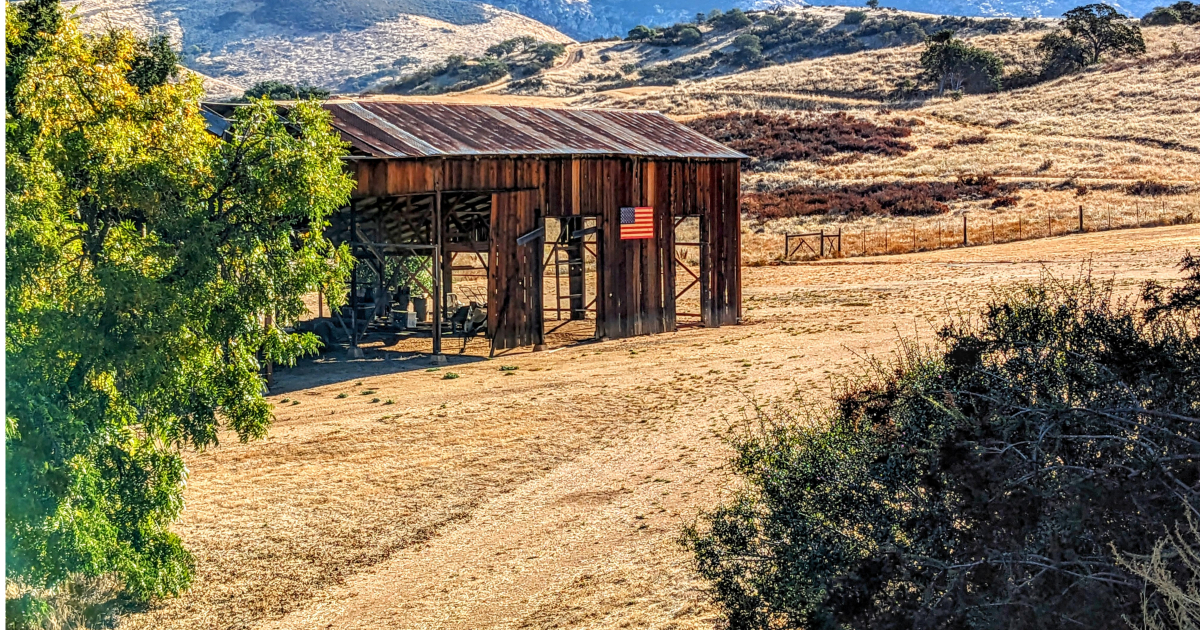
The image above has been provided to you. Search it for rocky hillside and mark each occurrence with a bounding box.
[494,0,1158,40]
[64,0,573,96]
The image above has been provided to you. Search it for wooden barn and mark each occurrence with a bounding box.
[207,100,747,357]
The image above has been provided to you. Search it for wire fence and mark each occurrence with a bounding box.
[781,202,1198,261]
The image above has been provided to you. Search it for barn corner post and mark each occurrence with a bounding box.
[431,188,445,364]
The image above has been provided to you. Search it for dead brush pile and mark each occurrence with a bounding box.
[685,111,915,165]
[744,175,1017,220]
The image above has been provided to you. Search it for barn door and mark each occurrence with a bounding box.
[488,190,544,351]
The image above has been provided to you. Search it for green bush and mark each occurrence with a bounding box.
[843,10,868,25]
[1143,5,1184,23]
[241,79,330,101]
[920,30,1004,93]
[685,257,1200,629]
[627,24,656,41]
[1038,3,1144,80]
[1144,1,1200,24]
[711,8,752,30]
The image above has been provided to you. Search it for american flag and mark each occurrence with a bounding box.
[620,206,654,240]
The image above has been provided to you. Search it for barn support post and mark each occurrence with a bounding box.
[349,205,364,359]
[432,190,444,362]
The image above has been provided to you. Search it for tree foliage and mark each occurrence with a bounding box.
[1143,1,1200,25]
[920,30,1004,93]
[685,258,1200,629]
[5,1,353,612]
[241,79,331,101]
[1039,3,1145,78]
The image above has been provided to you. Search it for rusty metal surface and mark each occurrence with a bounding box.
[322,101,747,160]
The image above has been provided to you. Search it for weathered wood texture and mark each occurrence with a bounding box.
[488,190,544,351]
[345,155,740,343]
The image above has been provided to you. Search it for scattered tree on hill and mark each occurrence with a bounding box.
[485,35,538,57]
[242,80,331,101]
[710,8,752,30]
[843,10,868,25]
[920,29,1004,93]
[627,24,656,41]
[676,25,703,45]
[730,33,764,66]
[1039,3,1144,78]
[685,258,1200,629]
[1143,1,1200,24]
[867,0,882,9]
[6,1,353,618]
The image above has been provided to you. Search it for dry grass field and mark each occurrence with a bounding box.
[113,224,1200,630]
[430,21,1200,265]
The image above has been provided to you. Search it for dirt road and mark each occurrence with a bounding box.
[120,225,1199,630]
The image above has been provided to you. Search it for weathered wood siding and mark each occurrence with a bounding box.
[488,190,544,350]
[346,155,741,341]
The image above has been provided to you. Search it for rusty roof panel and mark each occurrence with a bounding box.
[322,101,746,160]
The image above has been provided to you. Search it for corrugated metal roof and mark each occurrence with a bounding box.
[322,101,747,160]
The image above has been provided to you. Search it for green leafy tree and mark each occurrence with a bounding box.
[1143,5,1185,23]
[867,0,881,9]
[242,79,331,101]
[712,8,752,30]
[5,2,353,613]
[626,24,656,41]
[1039,3,1144,76]
[843,9,868,24]
[676,25,703,45]
[731,33,763,65]
[920,29,1004,93]
[124,33,179,92]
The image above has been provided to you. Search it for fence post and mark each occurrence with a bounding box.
[991,217,995,244]
[912,222,917,252]
[1019,213,1023,240]
[1078,205,1084,233]
[819,230,825,257]
[838,228,842,256]
[962,214,968,247]
[1047,211,1052,237]
[884,226,889,253]
[784,234,790,260]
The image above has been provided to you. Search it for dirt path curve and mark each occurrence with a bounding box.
[261,226,1197,630]
[118,226,1198,630]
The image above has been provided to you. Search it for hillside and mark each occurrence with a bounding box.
[500,6,1049,97]
[461,0,1161,39]
[63,0,573,95]
[429,14,1199,263]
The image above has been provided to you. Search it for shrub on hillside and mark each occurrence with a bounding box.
[1143,1,1200,24]
[240,80,330,101]
[1128,179,1189,196]
[843,10,868,25]
[921,30,1004,93]
[684,111,915,163]
[710,8,752,31]
[685,259,1200,629]
[741,176,1014,220]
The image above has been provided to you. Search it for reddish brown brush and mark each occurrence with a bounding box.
[684,111,915,162]
[744,176,1018,220]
